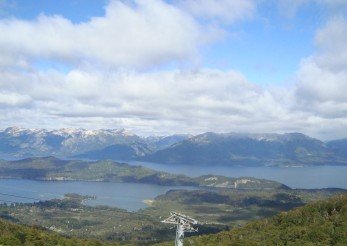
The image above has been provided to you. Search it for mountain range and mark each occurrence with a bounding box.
[141,132,347,166]
[1,127,347,167]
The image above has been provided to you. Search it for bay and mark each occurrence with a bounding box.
[0,179,195,211]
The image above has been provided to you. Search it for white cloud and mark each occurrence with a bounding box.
[0,0,207,68]
[0,91,31,106]
[315,16,347,71]
[0,0,346,140]
[0,0,258,69]
[0,67,289,133]
[0,58,346,139]
[295,17,347,116]
[0,64,337,139]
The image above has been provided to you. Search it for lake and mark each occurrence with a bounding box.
[0,179,195,211]
[130,161,347,189]
[0,164,346,212]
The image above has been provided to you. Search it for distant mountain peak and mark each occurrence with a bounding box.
[112,128,135,136]
[4,126,28,135]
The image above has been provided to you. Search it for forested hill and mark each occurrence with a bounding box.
[159,194,347,246]
[0,195,346,245]
[0,218,113,246]
[0,157,287,189]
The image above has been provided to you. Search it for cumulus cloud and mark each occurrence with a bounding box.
[295,16,347,121]
[0,0,346,140]
[0,61,346,139]
[0,0,259,69]
[0,91,31,106]
[0,65,338,139]
[0,0,207,68]
[0,66,292,133]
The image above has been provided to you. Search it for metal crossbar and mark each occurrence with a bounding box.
[162,212,198,246]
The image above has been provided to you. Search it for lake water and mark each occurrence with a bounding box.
[0,179,195,211]
[129,161,347,189]
[0,164,346,212]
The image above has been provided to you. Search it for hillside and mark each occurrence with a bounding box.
[142,132,347,166]
[0,157,290,189]
[1,188,344,245]
[0,217,110,246]
[158,194,347,245]
[145,135,192,150]
[327,139,347,158]
[73,143,150,161]
[0,157,195,186]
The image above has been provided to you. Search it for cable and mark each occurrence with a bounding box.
[0,192,40,201]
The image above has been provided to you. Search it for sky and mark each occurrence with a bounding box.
[0,0,346,140]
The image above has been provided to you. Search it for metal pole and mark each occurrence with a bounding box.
[175,223,184,246]
[162,212,197,246]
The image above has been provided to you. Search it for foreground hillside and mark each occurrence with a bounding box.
[159,195,347,246]
[0,217,111,246]
[2,195,344,245]
[1,188,343,244]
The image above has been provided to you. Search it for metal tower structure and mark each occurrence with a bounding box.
[162,212,198,246]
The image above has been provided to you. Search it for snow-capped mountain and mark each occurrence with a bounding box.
[1,127,347,167]
[0,127,144,159]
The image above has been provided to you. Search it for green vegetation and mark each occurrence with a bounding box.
[0,157,345,245]
[0,194,176,245]
[1,194,346,245]
[0,188,344,245]
[0,217,111,246]
[195,175,288,189]
[0,157,195,186]
[144,187,345,229]
[0,157,286,189]
[158,194,347,245]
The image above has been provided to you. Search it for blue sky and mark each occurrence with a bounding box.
[0,0,346,139]
[0,0,326,84]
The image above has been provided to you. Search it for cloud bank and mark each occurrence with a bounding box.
[0,0,346,140]
[0,0,206,68]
